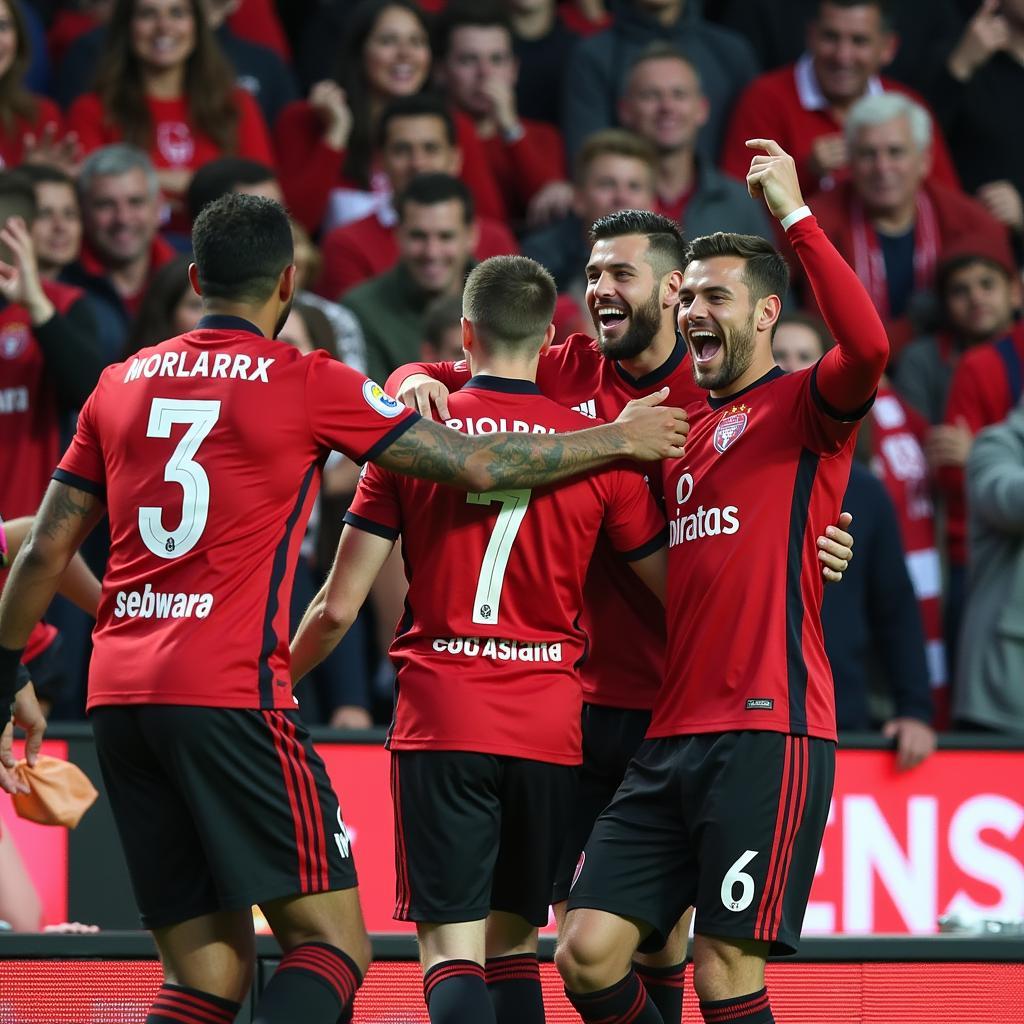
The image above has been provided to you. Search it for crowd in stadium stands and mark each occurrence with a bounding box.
[2,0,1024,746]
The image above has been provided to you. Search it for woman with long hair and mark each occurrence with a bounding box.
[274,0,433,234]
[66,0,273,230]
[0,1,75,170]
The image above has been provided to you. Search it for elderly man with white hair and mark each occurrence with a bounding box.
[803,91,1012,354]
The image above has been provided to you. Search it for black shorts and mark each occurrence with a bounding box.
[91,705,358,929]
[391,750,576,927]
[567,731,835,955]
[551,704,651,904]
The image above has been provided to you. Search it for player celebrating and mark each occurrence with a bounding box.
[0,194,687,1024]
[555,142,889,1024]
[389,219,854,1022]
[291,254,669,1024]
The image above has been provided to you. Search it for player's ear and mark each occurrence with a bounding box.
[187,262,202,297]
[758,294,783,334]
[539,322,556,354]
[662,269,684,308]
[279,263,297,304]
[461,316,475,352]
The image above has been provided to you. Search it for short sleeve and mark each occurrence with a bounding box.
[602,465,668,560]
[343,463,402,541]
[305,352,420,463]
[53,388,106,495]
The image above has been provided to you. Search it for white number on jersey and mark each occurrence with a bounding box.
[139,398,221,560]
[721,849,759,912]
[466,489,531,625]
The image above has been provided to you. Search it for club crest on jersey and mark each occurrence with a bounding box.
[362,379,404,418]
[714,404,750,454]
[0,322,29,360]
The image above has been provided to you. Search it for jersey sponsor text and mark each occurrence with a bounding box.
[430,635,564,662]
[112,583,215,619]
[668,504,740,546]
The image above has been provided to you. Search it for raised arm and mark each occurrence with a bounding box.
[290,525,395,681]
[746,139,889,413]
[374,389,688,491]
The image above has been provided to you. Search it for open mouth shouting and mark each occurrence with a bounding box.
[689,328,723,365]
[596,303,629,334]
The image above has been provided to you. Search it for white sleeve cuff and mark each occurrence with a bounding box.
[781,205,812,231]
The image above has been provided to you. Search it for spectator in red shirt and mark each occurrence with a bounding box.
[66,0,273,233]
[316,95,518,300]
[617,42,774,240]
[0,0,74,173]
[720,0,959,196]
[63,144,177,355]
[807,92,1012,355]
[434,3,567,228]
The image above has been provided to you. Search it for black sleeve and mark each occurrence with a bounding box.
[33,296,106,411]
[863,476,936,724]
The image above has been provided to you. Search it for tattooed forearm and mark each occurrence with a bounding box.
[377,417,630,490]
[0,482,104,649]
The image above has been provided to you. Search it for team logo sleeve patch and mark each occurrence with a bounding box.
[362,379,405,418]
[713,404,750,454]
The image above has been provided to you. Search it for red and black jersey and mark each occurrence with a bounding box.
[347,376,667,765]
[654,215,889,742]
[386,333,702,712]
[0,280,86,517]
[55,314,418,711]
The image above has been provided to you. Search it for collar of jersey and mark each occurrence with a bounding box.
[196,314,265,336]
[613,330,687,391]
[464,374,542,394]
[707,366,785,410]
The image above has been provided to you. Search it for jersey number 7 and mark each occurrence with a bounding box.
[139,397,221,560]
[466,489,531,626]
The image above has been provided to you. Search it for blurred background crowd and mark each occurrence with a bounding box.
[2,0,1023,758]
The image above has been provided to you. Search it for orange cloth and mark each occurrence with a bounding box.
[11,755,98,828]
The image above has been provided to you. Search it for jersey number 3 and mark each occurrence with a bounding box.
[139,398,221,560]
[466,489,531,625]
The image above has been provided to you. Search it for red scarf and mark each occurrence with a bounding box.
[850,191,939,318]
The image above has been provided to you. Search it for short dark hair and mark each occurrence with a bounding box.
[191,193,293,303]
[684,232,790,303]
[776,312,834,353]
[626,41,700,86]
[575,128,658,187]
[186,157,277,221]
[590,209,687,278]
[377,93,457,150]
[816,0,893,31]
[17,164,75,190]
[434,0,512,59]
[423,293,464,349]
[938,254,1013,297]
[0,171,38,224]
[463,255,556,354]
[395,173,475,224]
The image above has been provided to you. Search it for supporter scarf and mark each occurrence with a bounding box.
[850,191,939,318]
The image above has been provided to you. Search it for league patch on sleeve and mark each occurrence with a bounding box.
[362,379,405,418]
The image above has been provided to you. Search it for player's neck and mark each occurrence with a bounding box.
[657,147,695,202]
[201,299,278,338]
[709,347,777,400]
[468,353,540,383]
[617,321,679,379]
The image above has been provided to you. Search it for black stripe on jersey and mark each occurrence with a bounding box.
[619,526,669,562]
[464,375,542,394]
[809,360,876,422]
[52,468,105,497]
[706,366,784,410]
[258,462,318,707]
[358,410,421,465]
[343,511,400,541]
[613,331,687,390]
[572,610,589,670]
[785,448,819,735]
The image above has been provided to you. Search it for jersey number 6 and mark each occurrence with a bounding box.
[139,397,221,560]
[466,489,531,625]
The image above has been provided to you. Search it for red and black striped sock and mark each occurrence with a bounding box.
[485,952,544,1024]
[566,969,665,1023]
[423,959,495,1024]
[699,987,774,1023]
[635,960,686,1024]
[252,942,362,1023]
[145,983,240,1024]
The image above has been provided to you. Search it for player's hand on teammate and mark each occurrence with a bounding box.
[817,511,854,584]
[745,139,806,222]
[614,387,689,460]
[395,373,452,420]
[0,682,46,796]
[882,716,937,771]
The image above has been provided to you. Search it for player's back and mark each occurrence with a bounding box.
[56,316,417,711]
[347,376,665,765]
